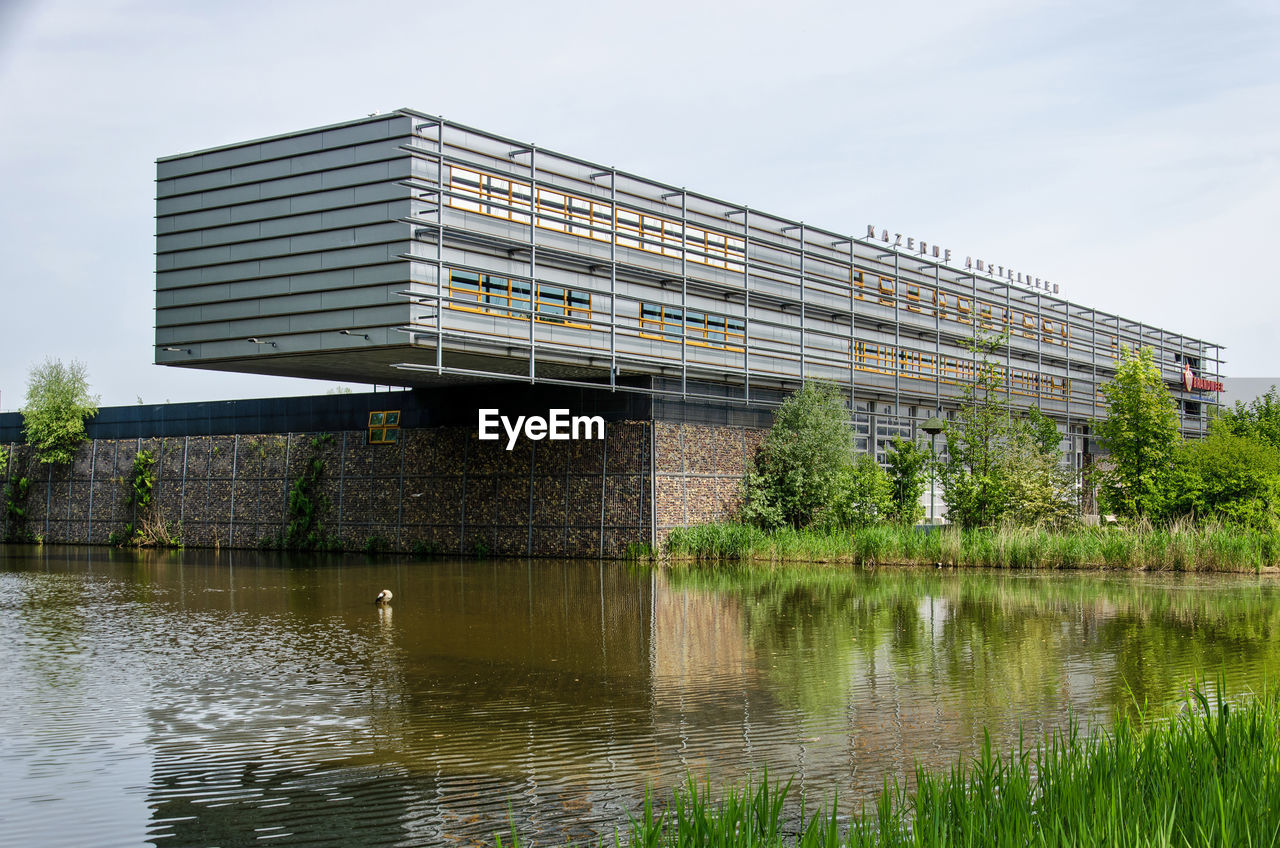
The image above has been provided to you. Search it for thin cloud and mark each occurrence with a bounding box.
[0,0,1275,405]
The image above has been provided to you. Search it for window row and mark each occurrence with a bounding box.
[445,267,751,351]
[443,270,1106,395]
[854,341,1071,401]
[447,166,747,272]
[444,169,1197,366]
[855,272,1072,347]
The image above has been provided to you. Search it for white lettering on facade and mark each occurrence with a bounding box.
[865,224,1064,296]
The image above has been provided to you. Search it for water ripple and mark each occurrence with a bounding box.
[3,551,1279,846]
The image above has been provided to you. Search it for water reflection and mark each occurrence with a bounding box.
[1,546,1277,847]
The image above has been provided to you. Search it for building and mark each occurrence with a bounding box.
[142,109,1229,549]
[155,109,1222,446]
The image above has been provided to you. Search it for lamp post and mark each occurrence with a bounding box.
[921,417,946,525]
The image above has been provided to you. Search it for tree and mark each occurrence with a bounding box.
[885,435,928,524]
[742,382,854,529]
[1025,405,1062,455]
[939,333,1015,528]
[1166,427,1280,530]
[821,453,894,530]
[940,333,1075,528]
[22,359,99,465]
[1094,346,1181,520]
[997,426,1078,527]
[1214,386,1280,452]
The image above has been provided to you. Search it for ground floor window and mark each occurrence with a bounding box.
[368,410,400,445]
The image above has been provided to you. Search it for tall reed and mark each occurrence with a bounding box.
[664,521,1280,571]
[500,685,1280,847]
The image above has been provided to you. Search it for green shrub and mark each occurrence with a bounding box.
[21,358,99,465]
[283,434,333,550]
[113,450,179,547]
[4,475,33,542]
[884,436,928,524]
[741,382,855,530]
[411,539,443,557]
[821,454,894,530]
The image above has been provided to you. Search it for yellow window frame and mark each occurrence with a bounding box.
[853,271,867,301]
[856,341,894,375]
[369,410,401,445]
[904,284,923,312]
[877,276,895,306]
[447,270,593,329]
[639,303,745,351]
[448,165,749,273]
[447,166,533,223]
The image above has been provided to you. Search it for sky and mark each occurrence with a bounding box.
[0,0,1276,410]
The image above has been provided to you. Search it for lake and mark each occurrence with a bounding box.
[2,545,1277,846]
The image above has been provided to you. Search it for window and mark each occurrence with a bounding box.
[855,341,894,375]
[691,227,745,271]
[447,166,532,223]
[448,270,531,317]
[898,349,934,377]
[978,302,1006,330]
[369,410,401,445]
[1020,313,1036,339]
[448,166,745,273]
[639,303,745,350]
[535,284,591,324]
[537,188,612,242]
[933,291,950,320]
[448,270,591,326]
[877,276,895,305]
[905,284,922,312]
[939,355,975,384]
[618,209,683,259]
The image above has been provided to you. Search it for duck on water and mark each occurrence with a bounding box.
[375,589,393,605]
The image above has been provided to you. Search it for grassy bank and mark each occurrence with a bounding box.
[665,522,1280,571]
[502,686,1280,847]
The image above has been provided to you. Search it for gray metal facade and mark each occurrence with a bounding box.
[156,109,1224,460]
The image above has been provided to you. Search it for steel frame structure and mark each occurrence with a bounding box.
[386,109,1222,461]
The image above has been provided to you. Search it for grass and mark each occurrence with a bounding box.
[664,521,1280,572]
[499,685,1280,847]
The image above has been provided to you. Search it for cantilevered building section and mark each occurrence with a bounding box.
[156,109,1223,464]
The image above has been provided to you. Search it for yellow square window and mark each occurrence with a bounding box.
[368,410,401,445]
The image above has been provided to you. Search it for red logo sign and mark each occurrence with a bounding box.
[1182,362,1223,394]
